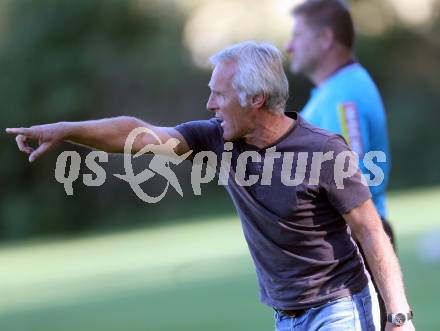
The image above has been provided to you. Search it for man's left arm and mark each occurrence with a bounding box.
[343,199,415,331]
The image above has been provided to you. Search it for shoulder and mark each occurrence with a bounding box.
[325,63,372,91]
[320,64,383,113]
[339,64,379,94]
[175,118,222,139]
[175,117,221,131]
[296,115,347,150]
[174,118,224,153]
[298,115,340,140]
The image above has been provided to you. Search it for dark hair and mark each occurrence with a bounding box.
[293,0,355,48]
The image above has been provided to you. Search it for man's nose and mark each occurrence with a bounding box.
[206,95,217,112]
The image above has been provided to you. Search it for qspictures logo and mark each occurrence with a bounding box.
[54,128,386,203]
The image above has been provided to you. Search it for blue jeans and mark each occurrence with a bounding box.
[274,283,380,331]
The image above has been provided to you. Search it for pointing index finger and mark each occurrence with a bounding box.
[6,127,32,135]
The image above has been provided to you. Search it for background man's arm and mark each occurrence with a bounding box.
[343,199,414,330]
[6,116,190,162]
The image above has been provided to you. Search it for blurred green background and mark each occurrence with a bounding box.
[0,0,439,330]
[0,189,439,330]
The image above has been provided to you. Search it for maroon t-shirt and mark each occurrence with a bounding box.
[176,112,371,310]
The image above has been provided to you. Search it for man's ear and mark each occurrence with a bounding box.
[250,93,266,109]
[320,27,334,51]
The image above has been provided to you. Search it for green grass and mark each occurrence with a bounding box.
[387,187,440,331]
[1,187,439,330]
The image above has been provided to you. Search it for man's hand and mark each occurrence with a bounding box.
[343,199,415,330]
[6,123,66,162]
[385,321,415,331]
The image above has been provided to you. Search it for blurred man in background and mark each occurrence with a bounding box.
[7,41,413,331]
[286,0,394,328]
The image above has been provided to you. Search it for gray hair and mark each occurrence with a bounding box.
[209,41,289,114]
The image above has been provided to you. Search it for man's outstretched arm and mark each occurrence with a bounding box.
[6,116,190,162]
[343,199,415,331]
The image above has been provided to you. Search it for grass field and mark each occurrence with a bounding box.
[0,187,439,331]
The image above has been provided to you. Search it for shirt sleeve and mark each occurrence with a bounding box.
[175,118,223,155]
[337,102,365,157]
[320,135,372,214]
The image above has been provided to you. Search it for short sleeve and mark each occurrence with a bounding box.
[175,118,223,155]
[336,102,365,157]
[320,135,371,214]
